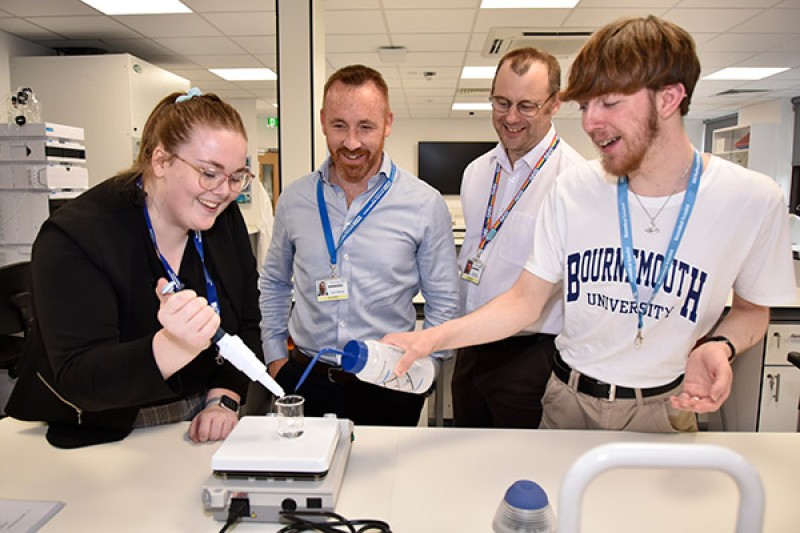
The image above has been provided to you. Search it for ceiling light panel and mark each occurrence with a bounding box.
[80,0,191,15]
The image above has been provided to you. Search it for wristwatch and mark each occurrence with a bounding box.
[705,335,737,364]
[205,395,240,414]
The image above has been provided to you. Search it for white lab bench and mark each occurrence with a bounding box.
[0,418,798,532]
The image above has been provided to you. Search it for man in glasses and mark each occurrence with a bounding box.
[259,65,459,426]
[453,47,585,429]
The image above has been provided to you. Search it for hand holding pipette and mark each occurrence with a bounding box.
[158,279,286,398]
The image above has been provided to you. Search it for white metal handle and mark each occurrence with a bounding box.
[557,443,764,533]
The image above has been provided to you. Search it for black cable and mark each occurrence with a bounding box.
[219,497,250,533]
[278,510,392,533]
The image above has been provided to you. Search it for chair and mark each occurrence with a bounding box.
[0,261,33,379]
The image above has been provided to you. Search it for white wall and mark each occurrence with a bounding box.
[0,31,52,98]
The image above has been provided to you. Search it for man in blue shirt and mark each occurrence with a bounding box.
[259,65,460,425]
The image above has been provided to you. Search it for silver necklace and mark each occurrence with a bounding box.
[630,162,691,234]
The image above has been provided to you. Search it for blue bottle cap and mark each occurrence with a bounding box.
[341,340,368,373]
[504,480,549,510]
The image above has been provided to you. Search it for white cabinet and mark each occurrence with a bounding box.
[10,54,189,186]
[758,324,800,431]
[711,123,777,178]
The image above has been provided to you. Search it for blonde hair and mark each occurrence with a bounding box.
[114,91,247,187]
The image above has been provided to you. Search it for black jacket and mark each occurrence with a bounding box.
[6,178,263,447]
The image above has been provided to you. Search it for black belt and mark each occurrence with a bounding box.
[553,352,683,401]
[289,349,357,385]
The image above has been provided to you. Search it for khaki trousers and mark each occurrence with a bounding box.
[539,373,697,433]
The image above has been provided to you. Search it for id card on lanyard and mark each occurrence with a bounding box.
[462,135,560,285]
[316,163,396,301]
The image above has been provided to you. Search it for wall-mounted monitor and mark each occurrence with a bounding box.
[417,141,497,195]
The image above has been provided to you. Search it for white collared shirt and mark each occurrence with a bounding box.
[458,125,585,335]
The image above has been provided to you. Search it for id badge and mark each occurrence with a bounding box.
[460,257,484,285]
[316,277,349,301]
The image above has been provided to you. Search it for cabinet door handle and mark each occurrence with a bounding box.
[767,373,781,402]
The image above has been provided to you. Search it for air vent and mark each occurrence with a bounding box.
[457,88,491,96]
[483,28,591,58]
[715,89,769,96]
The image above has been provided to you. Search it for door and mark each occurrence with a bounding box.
[259,151,280,210]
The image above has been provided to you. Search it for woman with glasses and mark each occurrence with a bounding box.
[7,89,263,448]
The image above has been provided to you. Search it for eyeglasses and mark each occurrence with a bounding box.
[489,92,556,118]
[172,154,254,193]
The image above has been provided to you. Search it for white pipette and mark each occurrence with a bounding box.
[211,329,285,398]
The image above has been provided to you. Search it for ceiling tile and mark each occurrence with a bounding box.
[26,15,142,39]
[182,0,275,13]
[564,7,670,28]
[203,12,276,36]
[0,18,62,39]
[0,0,97,17]
[117,14,222,38]
[232,35,276,54]
[701,32,795,52]
[325,10,387,35]
[326,34,391,54]
[182,54,262,67]
[661,8,761,33]
[473,8,570,32]
[326,0,382,9]
[729,8,800,33]
[387,10,476,33]
[155,36,245,55]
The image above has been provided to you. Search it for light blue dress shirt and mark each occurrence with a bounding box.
[259,153,460,364]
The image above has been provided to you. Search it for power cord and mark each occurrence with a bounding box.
[219,497,250,533]
[278,510,392,532]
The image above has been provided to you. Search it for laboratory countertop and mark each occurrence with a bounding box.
[0,418,798,532]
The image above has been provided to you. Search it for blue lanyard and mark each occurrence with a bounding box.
[616,150,702,346]
[317,163,396,274]
[478,136,559,255]
[141,192,220,314]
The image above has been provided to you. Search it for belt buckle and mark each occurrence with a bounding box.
[605,383,616,401]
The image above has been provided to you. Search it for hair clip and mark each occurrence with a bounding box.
[175,87,203,103]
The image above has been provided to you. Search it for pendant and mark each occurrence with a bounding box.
[644,222,659,234]
[634,329,644,349]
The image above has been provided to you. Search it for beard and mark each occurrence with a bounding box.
[331,147,383,184]
[600,95,659,177]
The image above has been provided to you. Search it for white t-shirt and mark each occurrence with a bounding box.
[458,126,585,335]
[526,155,795,388]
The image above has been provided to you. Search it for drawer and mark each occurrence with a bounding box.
[765,323,800,365]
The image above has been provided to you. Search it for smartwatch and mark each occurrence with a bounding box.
[205,395,240,414]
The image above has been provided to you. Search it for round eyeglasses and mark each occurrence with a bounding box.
[489,92,556,118]
[172,153,254,193]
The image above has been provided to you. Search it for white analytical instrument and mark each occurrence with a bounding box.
[202,416,353,523]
